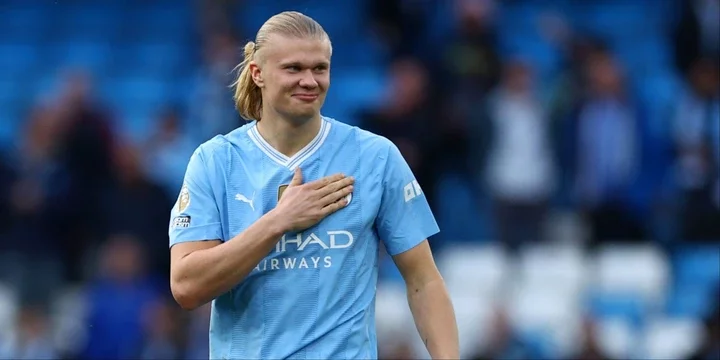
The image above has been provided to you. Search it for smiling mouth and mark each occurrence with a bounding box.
[292,94,319,102]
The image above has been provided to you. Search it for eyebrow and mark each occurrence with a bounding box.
[280,61,329,68]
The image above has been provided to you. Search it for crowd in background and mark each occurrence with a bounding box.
[0,0,718,359]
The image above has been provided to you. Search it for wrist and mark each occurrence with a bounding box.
[264,208,290,236]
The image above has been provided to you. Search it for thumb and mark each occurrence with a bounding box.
[289,167,303,187]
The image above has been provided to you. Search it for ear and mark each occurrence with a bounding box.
[249,61,264,88]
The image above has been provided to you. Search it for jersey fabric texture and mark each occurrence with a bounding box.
[168,116,439,360]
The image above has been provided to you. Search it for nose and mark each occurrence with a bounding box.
[298,70,318,89]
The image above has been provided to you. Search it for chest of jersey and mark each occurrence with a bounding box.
[220,141,380,261]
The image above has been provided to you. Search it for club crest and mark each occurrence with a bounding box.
[278,184,288,201]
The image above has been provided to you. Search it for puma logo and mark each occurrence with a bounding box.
[235,192,255,211]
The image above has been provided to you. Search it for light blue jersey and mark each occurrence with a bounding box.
[169,116,439,359]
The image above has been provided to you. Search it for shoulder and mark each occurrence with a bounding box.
[193,122,254,164]
[324,116,396,161]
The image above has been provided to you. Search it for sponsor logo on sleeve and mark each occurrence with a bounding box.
[172,216,191,229]
[403,180,422,202]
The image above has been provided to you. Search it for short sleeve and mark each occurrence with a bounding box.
[376,142,439,255]
[168,149,223,247]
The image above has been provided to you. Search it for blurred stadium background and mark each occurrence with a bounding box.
[0,0,718,359]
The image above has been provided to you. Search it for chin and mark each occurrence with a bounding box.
[293,105,321,117]
[284,109,319,123]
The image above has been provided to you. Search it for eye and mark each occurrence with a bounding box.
[313,65,328,73]
[286,65,301,73]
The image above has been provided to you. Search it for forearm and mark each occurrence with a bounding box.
[407,278,459,360]
[172,210,286,309]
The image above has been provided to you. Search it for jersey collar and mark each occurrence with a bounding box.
[248,118,331,170]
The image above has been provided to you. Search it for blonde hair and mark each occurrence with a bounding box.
[232,11,331,121]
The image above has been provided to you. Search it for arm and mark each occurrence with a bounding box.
[170,210,285,310]
[394,241,459,360]
[169,164,353,310]
[373,140,456,358]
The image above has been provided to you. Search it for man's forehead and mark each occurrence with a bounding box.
[261,35,331,64]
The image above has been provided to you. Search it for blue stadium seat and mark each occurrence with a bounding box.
[113,42,191,77]
[0,93,24,146]
[49,3,123,41]
[424,0,458,45]
[635,71,681,139]
[107,77,173,140]
[674,244,720,291]
[46,41,113,74]
[104,77,172,109]
[498,35,561,79]
[665,284,717,318]
[0,79,15,103]
[495,2,562,77]
[27,73,63,102]
[614,37,673,75]
[115,106,159,143]
[642,317,705,360]
[0,43,39,74]
[236,0,364,42]
[323,67,387,124]
[0,3,48,42]
[516,331,555,359]
[572,1,649,40]
[119,4,193,42]
[0,77,28,118]
[330,36,385,68]
[588,293,647,327]
[163,74,201,107]
[434,174,488,244]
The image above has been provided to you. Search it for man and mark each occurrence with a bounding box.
[168,11,458,359]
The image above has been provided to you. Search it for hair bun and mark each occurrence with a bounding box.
[244,41,256,57]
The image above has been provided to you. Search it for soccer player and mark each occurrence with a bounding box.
[168,11,459,360]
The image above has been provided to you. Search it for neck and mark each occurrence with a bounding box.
[256,112,322,158]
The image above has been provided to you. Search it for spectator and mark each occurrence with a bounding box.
[479,60,557,252]
[184,304,211,360]
[81,235,162,360]
[565,51,649,247]
[0,105,67,302]
[674,0,720,74]
[52,72,117,282]
[686,302,719,360]
[0,150,13,241]
[0,304,57,360]
[358,58,444,212]
[143,108,196,199]
[434,0,500,95]
[470,308,533,360]
[99,141,174,278]
[570,317,610,360]
[672,57,720,241]
[138,298,187,359]
[367,0,433,58]
[548,37,609,207]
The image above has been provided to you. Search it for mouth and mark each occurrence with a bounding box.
[292,94,319,102]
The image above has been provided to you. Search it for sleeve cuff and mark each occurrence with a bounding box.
[169,222,224,247]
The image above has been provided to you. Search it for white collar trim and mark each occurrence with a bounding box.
[248,118,331,170]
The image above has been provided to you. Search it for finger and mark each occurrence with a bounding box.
[318,176,354,198]
[320,185,353,207]
[322,196,350,215]
[307,173,345,189]
[289,167,303,187]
